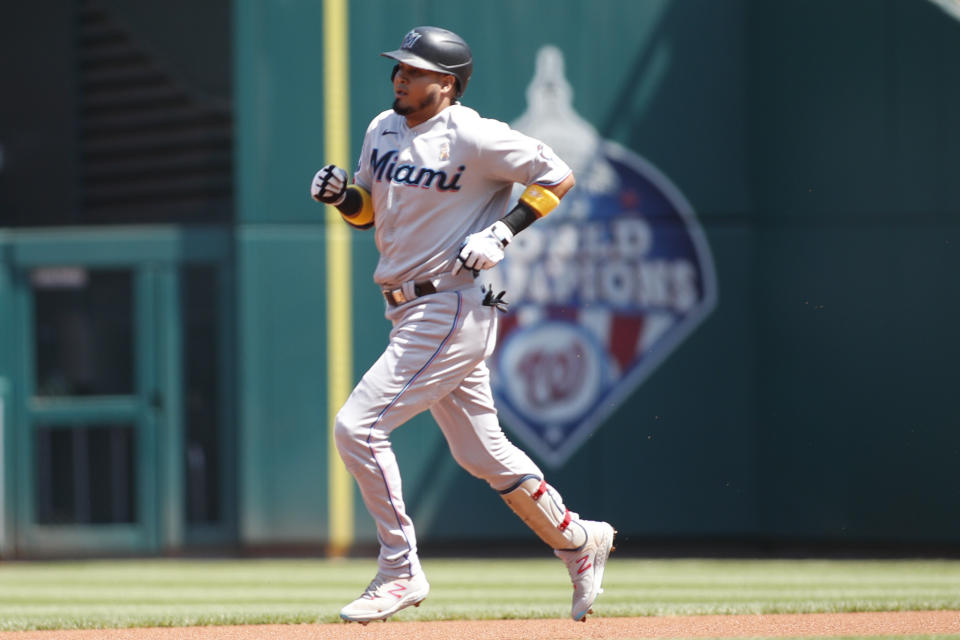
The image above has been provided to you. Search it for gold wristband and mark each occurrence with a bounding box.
[519,184,561,218]
[341,185,374,228]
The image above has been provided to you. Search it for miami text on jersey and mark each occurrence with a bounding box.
[370,148,465,191]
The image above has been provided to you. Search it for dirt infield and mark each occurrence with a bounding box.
[3,611,960,640]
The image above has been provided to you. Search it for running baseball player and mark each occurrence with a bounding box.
[310,26,615,624]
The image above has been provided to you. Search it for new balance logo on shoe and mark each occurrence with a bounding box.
[555,520,616,622]
[341,573,430,624]
[576,555,592,575]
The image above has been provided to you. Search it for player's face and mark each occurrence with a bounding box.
[392,62,454,124]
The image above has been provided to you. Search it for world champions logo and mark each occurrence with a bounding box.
[487,46,718,467]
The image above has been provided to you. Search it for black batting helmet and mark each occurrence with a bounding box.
[381,26,473,97]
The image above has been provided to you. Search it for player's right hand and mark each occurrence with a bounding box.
[311,164,348,205]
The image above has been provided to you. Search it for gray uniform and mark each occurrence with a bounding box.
[334,103,571,578]
[355,104,569,287]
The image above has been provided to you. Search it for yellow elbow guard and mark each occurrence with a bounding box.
[341,185,374,229]
[519,184,561,219]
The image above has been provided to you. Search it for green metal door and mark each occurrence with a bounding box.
[14,263,169,553]
[2,227,234,556]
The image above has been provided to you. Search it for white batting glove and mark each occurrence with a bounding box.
[310,164,348,205]
[452,220,515,275]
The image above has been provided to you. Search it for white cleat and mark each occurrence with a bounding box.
[339,572,430,623]
[554,520,616,622]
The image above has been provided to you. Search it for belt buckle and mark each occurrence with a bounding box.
[386,288,407,306]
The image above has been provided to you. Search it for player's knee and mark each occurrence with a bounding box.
[333,409,362,454]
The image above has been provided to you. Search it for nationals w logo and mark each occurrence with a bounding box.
[515,339,587,408]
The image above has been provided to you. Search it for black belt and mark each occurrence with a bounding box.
[383,280,437,306]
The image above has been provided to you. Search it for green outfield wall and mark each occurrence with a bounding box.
[0,0,958,556]
[750,1,960,543]
[230,0,960,549]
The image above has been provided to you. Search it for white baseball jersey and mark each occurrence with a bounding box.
[353,104,571,287]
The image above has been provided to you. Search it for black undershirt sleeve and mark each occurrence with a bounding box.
[500,201,539,236]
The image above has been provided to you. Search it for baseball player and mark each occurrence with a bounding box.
[310,26,615,624]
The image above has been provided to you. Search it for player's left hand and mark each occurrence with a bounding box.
[452,221,514,275]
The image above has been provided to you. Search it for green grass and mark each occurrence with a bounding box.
[0,557,959,631]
